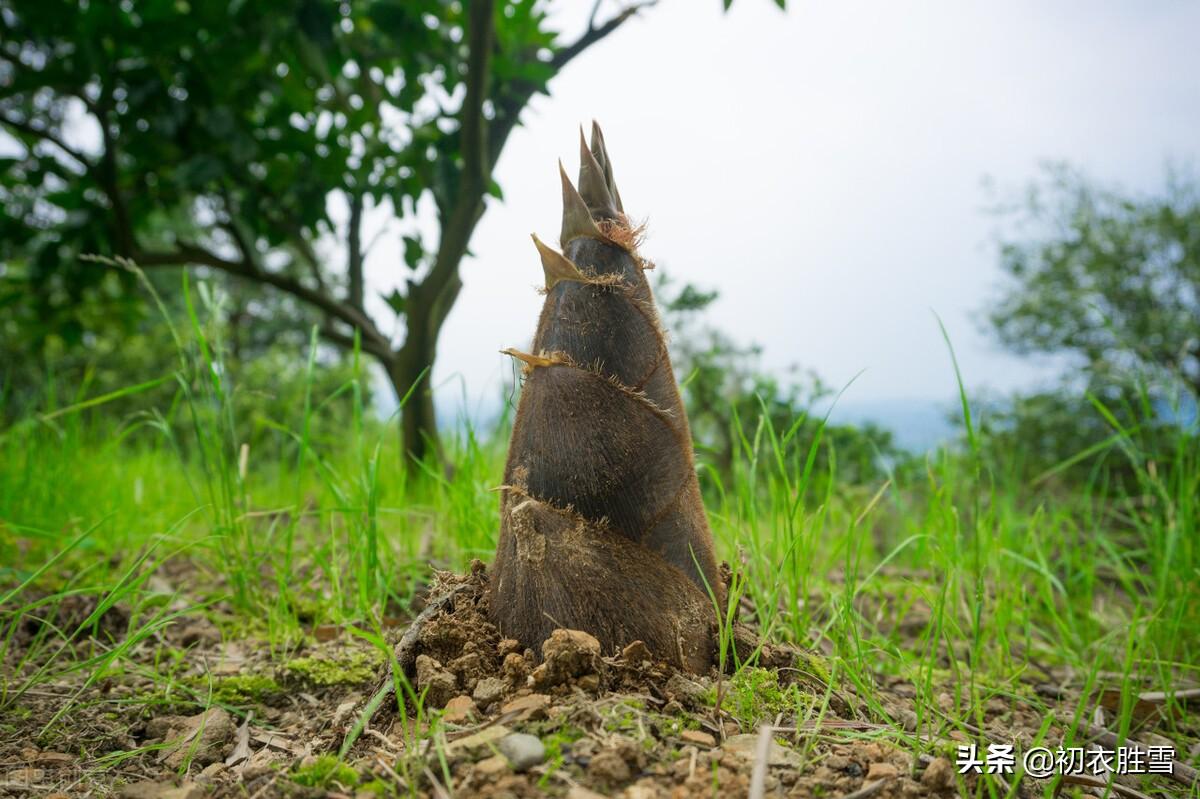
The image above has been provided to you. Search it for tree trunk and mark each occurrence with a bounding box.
[393,264,465,463]
[391,350,440,465]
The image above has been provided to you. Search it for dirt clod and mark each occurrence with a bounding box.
[867,761,900,780]
[443,694,478,723]
[680,729,716,747]
[500,692,551,721]
[473,675,506,706]
[722,733,800,768]
[531,628,602,689]
[588,749,633,785]
[152,708,234,769]
[620,639,651,664]
[921,756,955,790]
[415,654,458,708]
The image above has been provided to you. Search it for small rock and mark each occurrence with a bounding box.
[664,673,708,707]
[198,761,226,781]
[415,654,458,708]
[474,754,509,777]
[621,640,651,663]
[921,756,954,789]
[588,750,632,784]
[497,732,546,771]
[499,693,550,721]
[473,676,506,706]
[680,730,716,748]
[577,673,601,692]
[534,629,601,687]
[443,695,477,724]
[165,783,204,799]
[623,782,658,799]
[446,724,511,757]
[161,708,235,769]
[867,762,900,780]
[119,783,202,799]
[497,638,522,657]
[502,651,530,683]
[118,783,168,799]
[721,733,800,768]
[567,787,608,799]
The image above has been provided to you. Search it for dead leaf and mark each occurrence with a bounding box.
[225,711,253,768]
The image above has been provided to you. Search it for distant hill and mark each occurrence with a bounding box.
[821,397,957,452]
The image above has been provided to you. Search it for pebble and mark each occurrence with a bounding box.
[414,655,458,708]
[867,762,900,780]
[680,730,716,747]
[442,695,477,724]
[497,732,546,771]
[620,640,651,663]
[446,724,510,757]
[721,733,801,768]
[499,693,550,721]
[474,754,509,776]
[921,757,954,789]
[473,676,506,706]
[567,787,608,799]
[588,750,632,783]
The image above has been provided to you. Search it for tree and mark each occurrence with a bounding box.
[989,165,1200,400]
[0,0,668,463]
[656,275,901,489]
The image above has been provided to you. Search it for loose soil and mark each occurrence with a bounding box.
[2,563,1196,797]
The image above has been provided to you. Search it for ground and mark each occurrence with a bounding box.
[2,559,1197,799]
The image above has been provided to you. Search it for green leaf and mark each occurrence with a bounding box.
[402,235,424,270]
[381,288,406,315]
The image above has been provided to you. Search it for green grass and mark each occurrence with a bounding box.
[1,271,1198,796]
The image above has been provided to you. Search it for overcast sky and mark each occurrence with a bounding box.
[356,0,1199,423]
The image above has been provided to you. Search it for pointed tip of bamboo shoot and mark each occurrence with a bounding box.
[500,348,565,370]
[578,127,617,220]
[532,233,587,291]
[559,159,603,246]
[589,121,624,214]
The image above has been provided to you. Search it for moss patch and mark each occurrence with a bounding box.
[207,674,284,706]
[284,648,382,688]
[706,667,815,729]
[290,754,359,790]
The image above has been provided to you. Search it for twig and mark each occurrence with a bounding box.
[747,724,774,799]
[837,779,887,799]
[1061,773,1156,799]
[1074,719,1199,788]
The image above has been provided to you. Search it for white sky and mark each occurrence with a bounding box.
[5,1,1197,427]
[360,0,1200,420]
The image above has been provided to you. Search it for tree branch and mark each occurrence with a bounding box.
[93,84,136,256]
[347,190,365,311]
[553,2,656,72]
[409,0,494,336]
[0,111,92,169]
[487,1,655,169]
[319,323,393,362]
[133,242,392,355]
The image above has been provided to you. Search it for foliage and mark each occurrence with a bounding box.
[0,0,775,461]
[977,166,1200,487]
[285,649,382,687]
[990,165,1200,398]
[290,754,360,790]
[968,382,1197,489]
[655,273,904,489]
